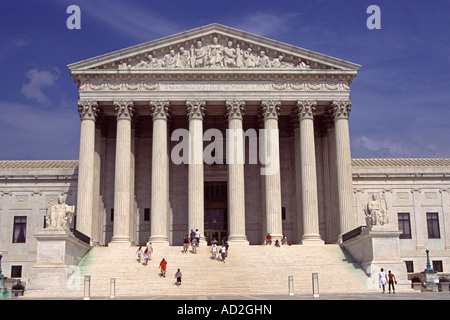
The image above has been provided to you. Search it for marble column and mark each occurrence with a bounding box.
[149,100,170,246]
[110,100,135,246]
[186,100,206,242]
[297,100,323,245]
[226,100,249,245]
[76,100,99,240]
[331,100,356,240]
[260,100,283,241]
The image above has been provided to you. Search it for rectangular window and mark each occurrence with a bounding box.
[398,213,412,239]
[12,216,27,243]
[432,261,443,273]
[405,261,414,273]
[426,212,440,239]
[11,266,22,278]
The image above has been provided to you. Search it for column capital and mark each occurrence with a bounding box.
[330,100,352,120]
[186,100,206,121]
[296,100,317,120]
[226,100,245,121]
[114,100,135,121]
[260,100,281,120]
[150,100,171,121]
[77,100,99,121]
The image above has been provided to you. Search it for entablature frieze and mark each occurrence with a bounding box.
[76,74,354,94]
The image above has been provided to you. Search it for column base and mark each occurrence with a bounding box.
[301,234,324,246]
[227,236,249,246]
[109,236,132,247]
[147,237,170,247]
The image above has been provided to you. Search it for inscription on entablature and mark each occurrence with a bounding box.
[79,80,350,92]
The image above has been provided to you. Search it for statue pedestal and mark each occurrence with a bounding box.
[27,229,91,293]
[342,225,411,291]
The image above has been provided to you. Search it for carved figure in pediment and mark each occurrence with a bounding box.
[256,50,271,68]
[191,40,208,68]
[223,41,237,67]
[208,37,224,67]
[163,49,177,68]
[236,44,244,68]
[297,58,310,69]
[243,48,257,68]
[45,196,75,230]
[176,47,191,68]
[118,62,131,70]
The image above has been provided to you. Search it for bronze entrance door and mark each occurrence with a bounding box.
[204,182,227,245]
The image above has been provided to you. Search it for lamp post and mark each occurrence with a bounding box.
[425,248,434,272]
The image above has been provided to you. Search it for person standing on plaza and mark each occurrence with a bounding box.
[379,268,387,293]
[136,246,142,263]
[220,244,227,263]
[211,242,217,259]
[143,248,149,266]
[183,234,190,254]
[388,270,397,294]
[265,233,272,245]
[195,229,200,246]
[191,237,198,254]
[175,268,182,286]
[160,258,167,278]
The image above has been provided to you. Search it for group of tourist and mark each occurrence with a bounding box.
[210,239,229,263]
[135,244,183,286]
[182,229,202,254]
[379,268,397,294]
[265,233,289,246]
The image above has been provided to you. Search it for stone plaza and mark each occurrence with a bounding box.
[0,24,449,297]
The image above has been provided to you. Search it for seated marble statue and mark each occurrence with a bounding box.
[364,194,389,226]
[45,196,75,230]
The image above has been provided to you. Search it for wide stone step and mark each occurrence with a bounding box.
[27,244,374,298]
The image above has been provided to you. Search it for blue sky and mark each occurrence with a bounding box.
[0,0,449,160]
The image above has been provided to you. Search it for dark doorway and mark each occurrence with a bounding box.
[204,182,227,245]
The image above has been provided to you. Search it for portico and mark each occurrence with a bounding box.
[69,24,360,247]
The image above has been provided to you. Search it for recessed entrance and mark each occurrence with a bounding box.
[204,182,227,245]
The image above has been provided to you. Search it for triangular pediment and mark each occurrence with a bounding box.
[68,24,360,73]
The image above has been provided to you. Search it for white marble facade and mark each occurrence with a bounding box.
[0,25,449,281]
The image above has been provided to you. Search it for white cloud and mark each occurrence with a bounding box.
[352,136,412,158]
[21,68,59,104]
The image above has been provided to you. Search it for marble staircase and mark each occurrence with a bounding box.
[28,244,375,298]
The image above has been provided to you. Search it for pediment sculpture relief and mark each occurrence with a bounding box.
[118,36,312,70]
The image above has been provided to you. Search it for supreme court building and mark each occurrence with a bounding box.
[1,24,449,283]
[70,23,359,247]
